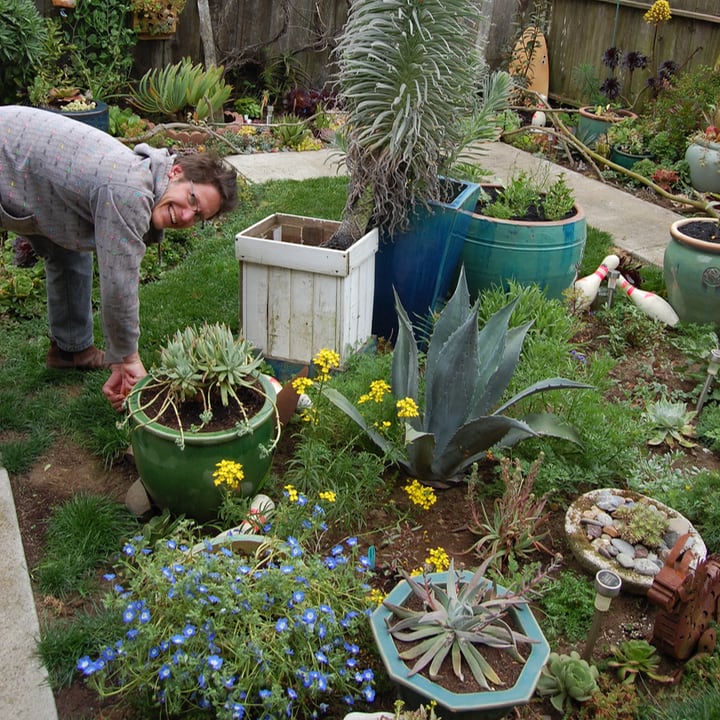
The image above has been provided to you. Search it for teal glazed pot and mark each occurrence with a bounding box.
[45,101,110,133]
[664,218,720,327]
[610,146,652,170]
[685,139,720,193]
[127,374,278,522]
[370,571,550,720]
[576,106,637,148]
[459,187,587,300]
[372,178,481,340]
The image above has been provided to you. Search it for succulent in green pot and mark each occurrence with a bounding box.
[535,650,599,712]
[124,322,281,521]
[323,269,592,485]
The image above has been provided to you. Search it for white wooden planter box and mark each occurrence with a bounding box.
[235,214,378,367]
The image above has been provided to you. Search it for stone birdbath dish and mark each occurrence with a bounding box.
[565,488,706,595]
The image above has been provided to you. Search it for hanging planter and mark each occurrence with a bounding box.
[131,1,187,40]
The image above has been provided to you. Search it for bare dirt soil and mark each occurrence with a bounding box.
[9,313,720,719]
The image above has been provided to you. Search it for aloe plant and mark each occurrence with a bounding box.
[324,270,591,485]
[129,58,232,122]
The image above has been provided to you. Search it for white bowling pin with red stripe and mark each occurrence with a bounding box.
[618,274,679,326]
[574,254,620,310]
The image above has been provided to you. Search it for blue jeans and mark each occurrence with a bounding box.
[25,235,95,352]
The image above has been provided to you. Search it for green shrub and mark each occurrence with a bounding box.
[0,0,47,104]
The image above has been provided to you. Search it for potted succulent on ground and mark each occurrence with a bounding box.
[606,116,655,170]
[369,556,551,719]
[458,171,587,300]
[330,0,511,340]
[124,322,281,522]
[664,217,720,327]
[576,105,638,148]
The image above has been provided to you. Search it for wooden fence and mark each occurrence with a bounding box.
[34,0,719,110]
[547,0,720,107]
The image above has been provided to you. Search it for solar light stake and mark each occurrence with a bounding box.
[582,569,622,660]
[696,349,720,415]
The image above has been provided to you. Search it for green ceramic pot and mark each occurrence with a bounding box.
[685,139,720,193]
[664,218,720,327]
[458,185,587,300]
[127,374,278,522]
[370,571,550,720]
[609,146,652,170]
[576,107,637,148]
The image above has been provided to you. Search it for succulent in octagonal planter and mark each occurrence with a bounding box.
[369,569,550,720]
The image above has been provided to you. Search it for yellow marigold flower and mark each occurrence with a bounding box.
[284,484,299,502]
[319,490,337,502]
[644,0,671,24]
[396,396,420,418]
[426,547,450,573]
[291,376,314,395]
[403,478,437,510]
[212,459,244,490]
[368,588,386,606]
[313,348,341,381]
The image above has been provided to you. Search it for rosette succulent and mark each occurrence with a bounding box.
[536,650,599,711]
[382,556,539,689]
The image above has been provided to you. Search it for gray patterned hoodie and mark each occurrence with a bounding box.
[0,105,175,363]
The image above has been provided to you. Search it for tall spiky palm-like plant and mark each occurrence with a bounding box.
[331,0,510,250]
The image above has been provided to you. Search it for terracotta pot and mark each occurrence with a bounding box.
[664,218,720,326]
[52,0,76,7]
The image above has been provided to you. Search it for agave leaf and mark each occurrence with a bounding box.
[472,320,533,415]
[389,625,445,642]
[424,267,472,379]
[451,642,464,682]
[400,634,450,676]
[429,415,537,482]
[322,388,394,455]
[403,426,437,480]
[498,411,587,449]
[391,288,420,404]
[494,378,593,415]
[428,637,453,680]
[425,303,480,453]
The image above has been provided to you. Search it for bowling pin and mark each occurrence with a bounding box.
[618,274,679,326]
[574,254,620,310]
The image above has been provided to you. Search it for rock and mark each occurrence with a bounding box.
[611,538,636,557]
[634,545,649,559]
[586,524,603,539]
[603,525,620,538]
[595,511,613,526]
[125,479,152,516]
[634,558,661,576]
[617,552,635,568]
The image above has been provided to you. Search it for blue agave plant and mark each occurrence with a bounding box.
[324,269,591,485]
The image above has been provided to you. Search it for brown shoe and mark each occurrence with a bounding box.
[47,341,106,370]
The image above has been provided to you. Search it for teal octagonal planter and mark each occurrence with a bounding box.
[370,571,550,720]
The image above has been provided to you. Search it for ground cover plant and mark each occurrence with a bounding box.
[2,176,720,719]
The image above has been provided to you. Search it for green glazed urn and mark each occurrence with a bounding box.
[664,218,720,327]
[127,374,278,522]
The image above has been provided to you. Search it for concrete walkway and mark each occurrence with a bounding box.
[227,143,685,267]
[2,142,679,720]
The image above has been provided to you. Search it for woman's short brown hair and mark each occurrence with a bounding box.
[175,152,239,216]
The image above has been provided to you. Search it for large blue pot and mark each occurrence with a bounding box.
[459,186,587,300]
[372,179,481,341]
[370,571,550,720]
[45,100,110,133]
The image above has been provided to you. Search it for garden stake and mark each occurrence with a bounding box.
[582,569,622,660]
[695,349,720,415]
[606,269,620,308]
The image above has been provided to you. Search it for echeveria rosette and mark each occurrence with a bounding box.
[536,650,599,712]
